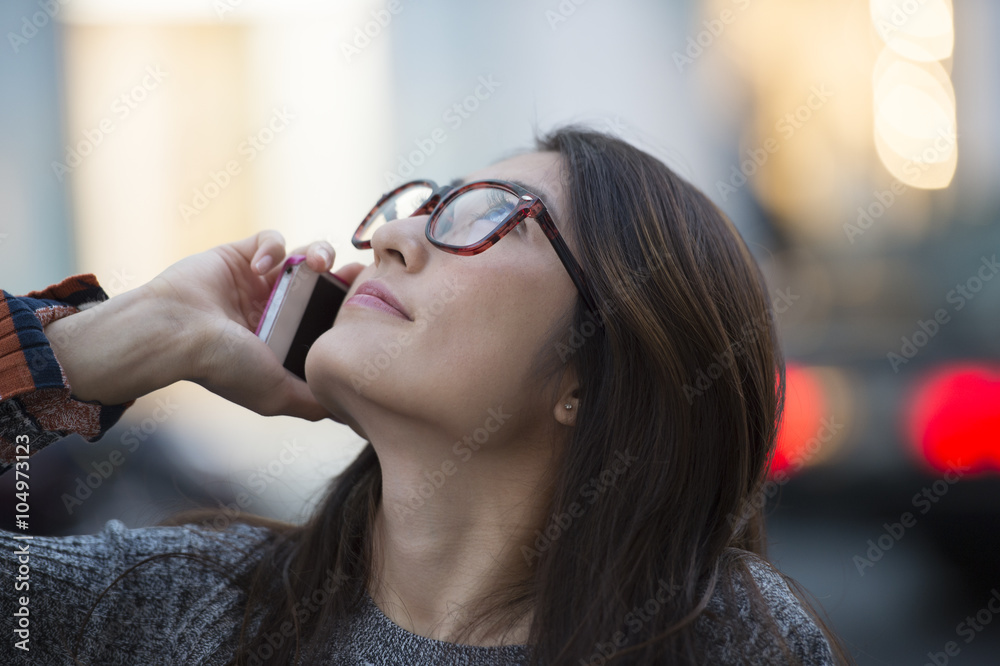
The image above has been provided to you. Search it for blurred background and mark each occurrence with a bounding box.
[2,0,998,662]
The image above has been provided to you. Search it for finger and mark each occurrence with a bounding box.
[225,229,285,262]
[248,230,287,275]
[231,229,284,263]
[288,241,337,273]
[304,241,337,273]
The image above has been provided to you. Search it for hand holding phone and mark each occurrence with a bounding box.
[134,232,361,421]
[255,255,350,380]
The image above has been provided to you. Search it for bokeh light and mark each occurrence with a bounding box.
[906,363,1000,475]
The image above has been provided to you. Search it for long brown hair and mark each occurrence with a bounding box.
[76,126,852,665]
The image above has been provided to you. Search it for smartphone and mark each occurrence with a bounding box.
[254,255,350,380]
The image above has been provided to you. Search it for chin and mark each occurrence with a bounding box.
[301,350,370,442]
[304,327,385,416]
[304,332,350,397]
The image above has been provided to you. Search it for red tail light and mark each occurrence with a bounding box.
[771,364,827,476]
[906,363,1000,475]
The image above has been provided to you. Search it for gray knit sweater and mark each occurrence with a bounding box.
[0,517,836,665]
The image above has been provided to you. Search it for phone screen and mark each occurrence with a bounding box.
[283,275,349,379]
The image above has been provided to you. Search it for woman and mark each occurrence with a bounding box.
[1,127,850,664]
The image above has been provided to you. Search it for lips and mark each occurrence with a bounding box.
[347,279,412,321]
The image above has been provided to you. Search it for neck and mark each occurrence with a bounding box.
[365,417,555,646]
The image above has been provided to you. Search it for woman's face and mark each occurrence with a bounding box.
[305,151,580,446]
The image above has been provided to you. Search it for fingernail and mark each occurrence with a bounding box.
[255,256,274,274]
[317,247,331,266]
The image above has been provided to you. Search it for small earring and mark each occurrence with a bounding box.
[565,403,573,410]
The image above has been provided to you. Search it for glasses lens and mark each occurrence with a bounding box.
[357,183,435,244]
[430,187,520,247]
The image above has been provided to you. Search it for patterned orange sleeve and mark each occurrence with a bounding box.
[0,274,135,475]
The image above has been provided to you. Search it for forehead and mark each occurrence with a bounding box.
[458,151,567,223]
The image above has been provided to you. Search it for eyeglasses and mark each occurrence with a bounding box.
[351,178,600,317]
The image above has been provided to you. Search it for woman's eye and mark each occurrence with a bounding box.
[464,218,498,244]
[473,204,508,224]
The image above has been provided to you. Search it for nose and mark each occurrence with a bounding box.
[369,214,430,272]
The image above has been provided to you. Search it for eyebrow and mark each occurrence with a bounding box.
[449,177,555,204]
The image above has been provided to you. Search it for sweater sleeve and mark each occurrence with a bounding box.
[1,518,272,665]
[695,554,838,665]
[0,274,135,476]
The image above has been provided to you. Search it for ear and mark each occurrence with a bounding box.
[552,379,580,427]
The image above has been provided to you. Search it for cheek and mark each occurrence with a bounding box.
[302,254,568,412]
[430,263,564,390]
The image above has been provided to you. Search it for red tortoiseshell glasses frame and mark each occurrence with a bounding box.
[351,178,601,317]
